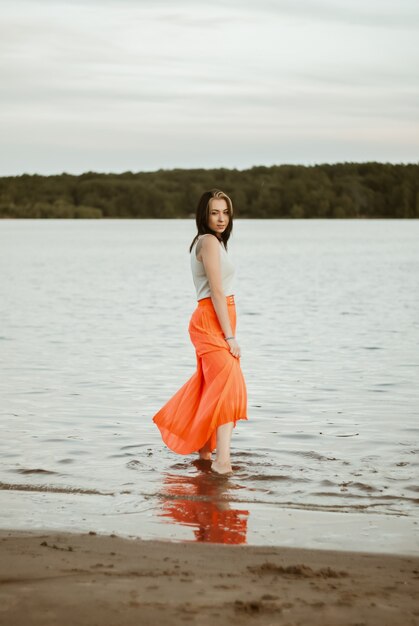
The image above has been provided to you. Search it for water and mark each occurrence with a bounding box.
[1,219,418,552]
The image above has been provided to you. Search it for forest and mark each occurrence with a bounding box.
[0,162,418,219]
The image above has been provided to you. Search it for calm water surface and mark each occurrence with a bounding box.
[1,219,418,550]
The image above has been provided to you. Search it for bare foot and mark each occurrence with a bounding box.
[211,460,233,475]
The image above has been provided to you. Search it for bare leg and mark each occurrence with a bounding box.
[211,422,234,474]
[198,439,212,461]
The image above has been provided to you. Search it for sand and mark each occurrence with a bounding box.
[0,529,418,626]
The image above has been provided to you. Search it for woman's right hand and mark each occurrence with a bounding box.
[226,338,241,359]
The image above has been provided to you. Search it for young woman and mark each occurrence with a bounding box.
[152,189,248,474]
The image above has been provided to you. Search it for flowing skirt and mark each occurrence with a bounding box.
[152,295,248,454]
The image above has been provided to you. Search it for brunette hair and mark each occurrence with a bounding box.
[189,188,234,253]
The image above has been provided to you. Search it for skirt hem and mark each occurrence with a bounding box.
[155,414,248,456]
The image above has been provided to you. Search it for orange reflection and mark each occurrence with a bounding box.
[159,461,249,544]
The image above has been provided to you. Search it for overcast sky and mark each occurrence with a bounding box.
[1,0,418,175]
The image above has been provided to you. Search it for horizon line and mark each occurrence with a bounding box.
[1,159,418,178]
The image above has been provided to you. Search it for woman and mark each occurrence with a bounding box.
[152,189,248,475]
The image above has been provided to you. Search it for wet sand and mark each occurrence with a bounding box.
[1,530,418,626]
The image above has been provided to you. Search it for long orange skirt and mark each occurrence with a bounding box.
[152,294,248,454]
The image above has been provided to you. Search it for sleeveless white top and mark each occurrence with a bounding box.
[190,234,235,300]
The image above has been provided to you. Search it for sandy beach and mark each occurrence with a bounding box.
[1,529,418,626]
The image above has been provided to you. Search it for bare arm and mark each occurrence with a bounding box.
[200,235,241,358]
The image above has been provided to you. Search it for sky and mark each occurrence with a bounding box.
[1,0,418,175]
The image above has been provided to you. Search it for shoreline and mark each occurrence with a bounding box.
[1,488,418,555]
[1,529,418,625]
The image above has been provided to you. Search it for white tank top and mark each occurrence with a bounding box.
[190,234,235,300]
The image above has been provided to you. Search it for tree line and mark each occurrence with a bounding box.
[0,162,418,219]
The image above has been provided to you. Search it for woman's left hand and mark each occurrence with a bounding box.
[226,337,241,359]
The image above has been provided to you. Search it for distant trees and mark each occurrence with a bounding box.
[0,162,418,219]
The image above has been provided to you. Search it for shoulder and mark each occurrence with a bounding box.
[197,234,221,262]
[199,233,220,249]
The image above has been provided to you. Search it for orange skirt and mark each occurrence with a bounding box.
[152,295,248,454]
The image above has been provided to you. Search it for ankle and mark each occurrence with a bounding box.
[212,460,233,475]
[215,457,231,466]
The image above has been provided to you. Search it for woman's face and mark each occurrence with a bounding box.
[207,197,230,235]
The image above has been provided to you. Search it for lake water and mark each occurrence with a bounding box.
[1,219,418,553]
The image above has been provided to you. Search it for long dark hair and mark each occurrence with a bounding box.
[189,188,234,253]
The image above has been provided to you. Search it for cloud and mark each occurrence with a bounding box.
[8,0,419,31]
[25,0,419,29]
[0,0,418,174]
[251,0,419,29]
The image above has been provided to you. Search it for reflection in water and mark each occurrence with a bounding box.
[158,461,249,544]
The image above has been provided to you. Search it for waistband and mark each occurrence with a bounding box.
[198,294,235,307]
